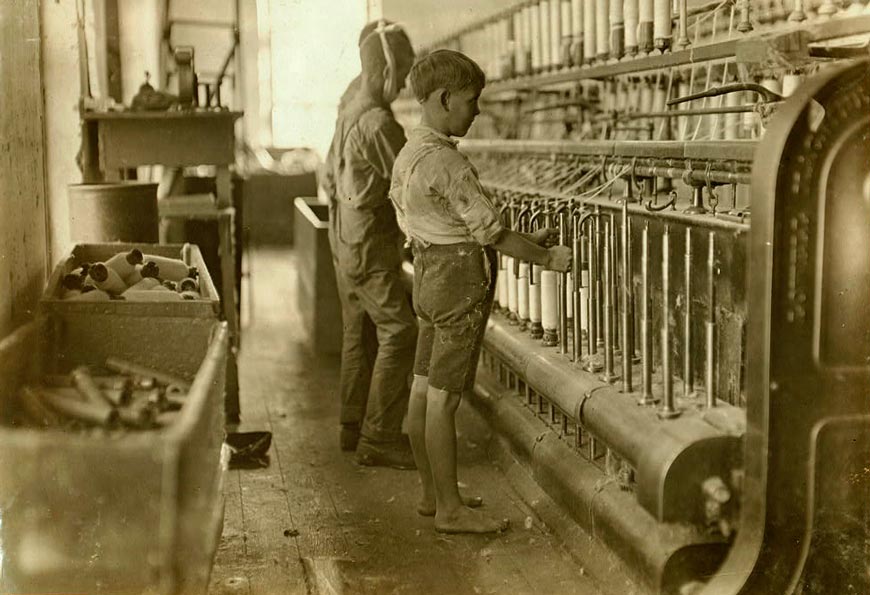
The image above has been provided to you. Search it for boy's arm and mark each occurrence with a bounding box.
[491,229,572,272]
[442,165,572,272]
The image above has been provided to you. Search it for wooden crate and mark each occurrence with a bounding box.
[294,198,342,354]
[41,243,220,379]
[0,316,228,595]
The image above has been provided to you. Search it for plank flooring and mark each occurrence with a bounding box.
[208,248,602,595]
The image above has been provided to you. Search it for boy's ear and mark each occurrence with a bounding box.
[438,89,450,110]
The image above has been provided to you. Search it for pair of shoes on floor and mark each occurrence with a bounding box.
[355,436,416,470]
[340,424,361,452]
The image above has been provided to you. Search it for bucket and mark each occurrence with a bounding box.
[68,182,159,243]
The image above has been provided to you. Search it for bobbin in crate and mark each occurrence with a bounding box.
[0,310,229,594]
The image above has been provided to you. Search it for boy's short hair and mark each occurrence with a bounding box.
[409,50,486,103]
[359,21,413,74]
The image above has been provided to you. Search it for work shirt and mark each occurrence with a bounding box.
[322,96,407,279]
[389,126,504,247]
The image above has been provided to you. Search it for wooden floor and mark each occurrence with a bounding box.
[208,248,603,595]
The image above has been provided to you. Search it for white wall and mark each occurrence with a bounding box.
[268,0,367,155]
[41,0,85,265]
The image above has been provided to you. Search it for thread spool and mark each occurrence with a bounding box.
[518,261,531,327]
[541,0,553,70]
[596,0,611,60]
[508,256,519,322]
[551,0,564,69]
[653,0,672,51]
[531,2,543,72]
[638,0,654,51]
[529,264,544,338]
[497,256,508,310]
[782,72,802,97]
[561,0,574,66]
[611,0,625,59]
[743,91,759,139]
[624,0,639,55]
[571,0,584,65]
[514,11,527,75]
[584,0,597,63]
[541,269,560,346]
[725,88,740,139]
[523,5,534,73]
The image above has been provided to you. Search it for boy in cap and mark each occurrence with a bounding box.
[321,21,417,468]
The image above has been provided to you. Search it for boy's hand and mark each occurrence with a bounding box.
[530,227,560,247]
[546,246,572,272]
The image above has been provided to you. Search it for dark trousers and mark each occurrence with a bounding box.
[329,213,417,442]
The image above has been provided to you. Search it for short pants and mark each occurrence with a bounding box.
[412,241,497,392]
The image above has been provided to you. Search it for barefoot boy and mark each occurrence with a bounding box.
[390,50,572,533]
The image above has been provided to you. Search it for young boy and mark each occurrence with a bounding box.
[390,50,572,534]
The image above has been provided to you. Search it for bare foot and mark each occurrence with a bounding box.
[417,494,484,517]
[434,507,510,534]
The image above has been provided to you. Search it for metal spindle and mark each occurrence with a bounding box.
[610,212,621,353]
[639,223,658,405]
[602,219,617,382]
[559,209,570,354]
[706,231,717,408]
[677,0,690,48]
[573,220,584,361]
[683,227,696,398]
[658,225,680,418]
[620,200,633,393]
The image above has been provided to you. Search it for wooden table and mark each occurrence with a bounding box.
[81,110,243,422]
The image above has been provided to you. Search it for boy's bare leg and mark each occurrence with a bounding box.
[426,386,509,534]
[411,376,484,516]
[408,375,435,508]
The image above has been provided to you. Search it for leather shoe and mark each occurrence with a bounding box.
[339,424,360,452]
[355,437,416,470]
